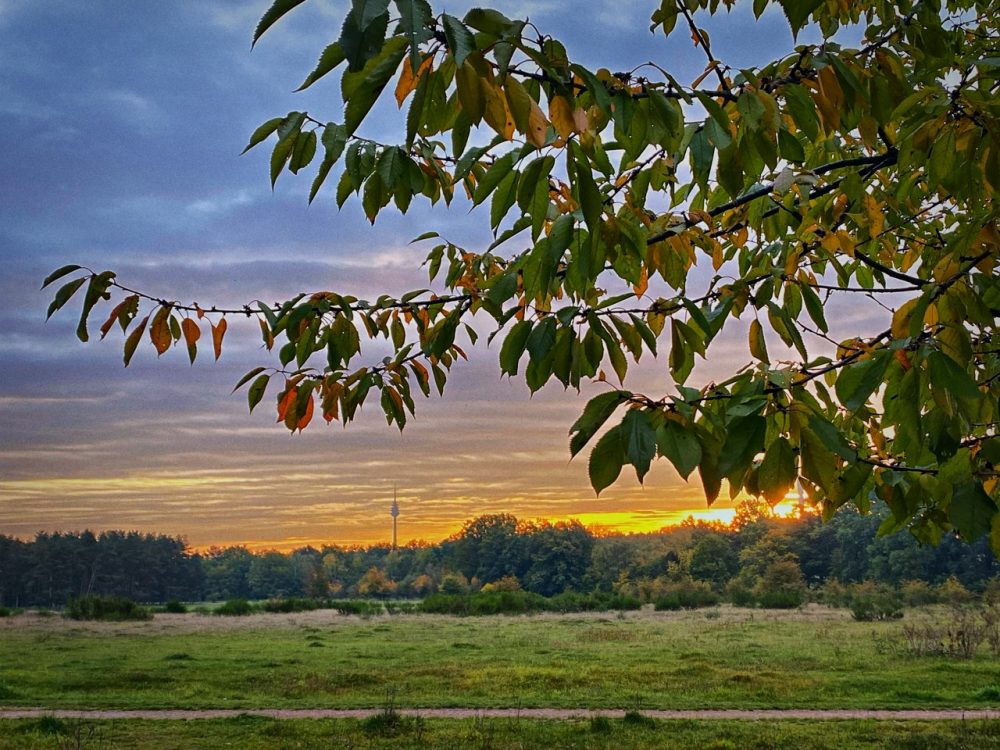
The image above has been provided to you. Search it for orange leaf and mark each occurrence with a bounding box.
[195,304,205,320]
[181,317,201,364]
[394,55,433,108]
[149,306,173,356]
[277,386,296,423]
[297,393,315,431]
[633,266,649,298]
[211,318,227,360]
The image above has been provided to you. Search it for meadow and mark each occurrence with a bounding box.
[2,605,999,748]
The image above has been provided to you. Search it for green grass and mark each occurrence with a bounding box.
[2,717,1000,750]
[0,606,998,710]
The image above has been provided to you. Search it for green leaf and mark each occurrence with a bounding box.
[340,2,391,72]
[589,425,625,495]
[717,415,766,481]
[46,277,87,320]
[253,0,307,47]
[799,425,836,495]
[777,0,822,36]
[949,481,997,542]
[233,366,268,392]
[394,0,433,72]
[835,350,891,412]
[656,421,701,479]
[296,43,346,91]
[622,408,656,482]
[499,319,532,376]
[442,14,476,66]
[928,350,981,402]
[569,390,629,458]
[247,374,271,413]
[759,437,797,504]
[343,37,408,135]
[41,264,83,290]
[123,315,149,367]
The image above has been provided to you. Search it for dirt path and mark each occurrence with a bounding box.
[2,708,999,721]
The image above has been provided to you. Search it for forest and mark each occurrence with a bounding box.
[1,504,997,609]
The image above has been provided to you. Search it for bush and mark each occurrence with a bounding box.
[849,582,903,621]
[215,598,254,616]
[936,576,974,605]
[819,579,852,608]
[261,597,320,613]
[384,601,418,615]
[0,606,12,618]
[64,595,151,621]
[727,581,756,607]
[757,589,804,609]
[163,600,187,614]
[900,580,938,607]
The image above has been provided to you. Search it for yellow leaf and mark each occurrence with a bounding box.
[891,297,920,339]
[862,194,885,238]
[923,303,939,326]
[526,99,548,148]
[749,318,769,363]
[836,230,856,257]
[814,65,843,132]
[482,80,515,140]
[394,55,433,108]
[549,95,575,139]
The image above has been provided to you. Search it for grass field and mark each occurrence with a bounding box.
[3,716,1000,750]
[1,605,998,712]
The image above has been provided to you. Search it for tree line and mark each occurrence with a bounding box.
[1,506,997,609]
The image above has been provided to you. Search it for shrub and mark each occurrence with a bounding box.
[0,606,12,618]
[384,601,418,615]
[163,600,187,614]
[261,597,319,613]
[438,573,469,595]
[849,582,903,622]
[727,581,756,607]
[754,560,806,609]
[757,590,804,609]
[215,598,254,616]
[819,579,852,609]
[936,576,974,605]
[64,595,151,621]
[900,580,938,607]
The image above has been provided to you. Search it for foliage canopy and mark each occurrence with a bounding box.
[46,0,1000,550]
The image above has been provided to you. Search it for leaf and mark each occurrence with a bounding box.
[717,415,766,481]
[149,306,172,356]
[569,390,629,458]
[949,481,997,541]
[123,315,149,367]
[622,409,656,482]
[549,95,575,139]
[46,277,87,320]
[656,421,702,479]
[777,0,822,37]
[499,319,532,376]
[41,264,82,289]
[247,374,271,413]
[748,318,768,363]
[233,366,268,392]
[928,350,981,402]
[799,425,836,495]
[343,37,408,135]
[835,350,890,412]
[394,0,433,72]
[181,317,201,364]
[211,318,227,360]
[442,14,476,66]
[589,424,625,495]
[253,0,307,47]
[759,438,797,504]
[296,43,346,91]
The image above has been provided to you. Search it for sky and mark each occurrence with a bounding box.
[0,1,828,550]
